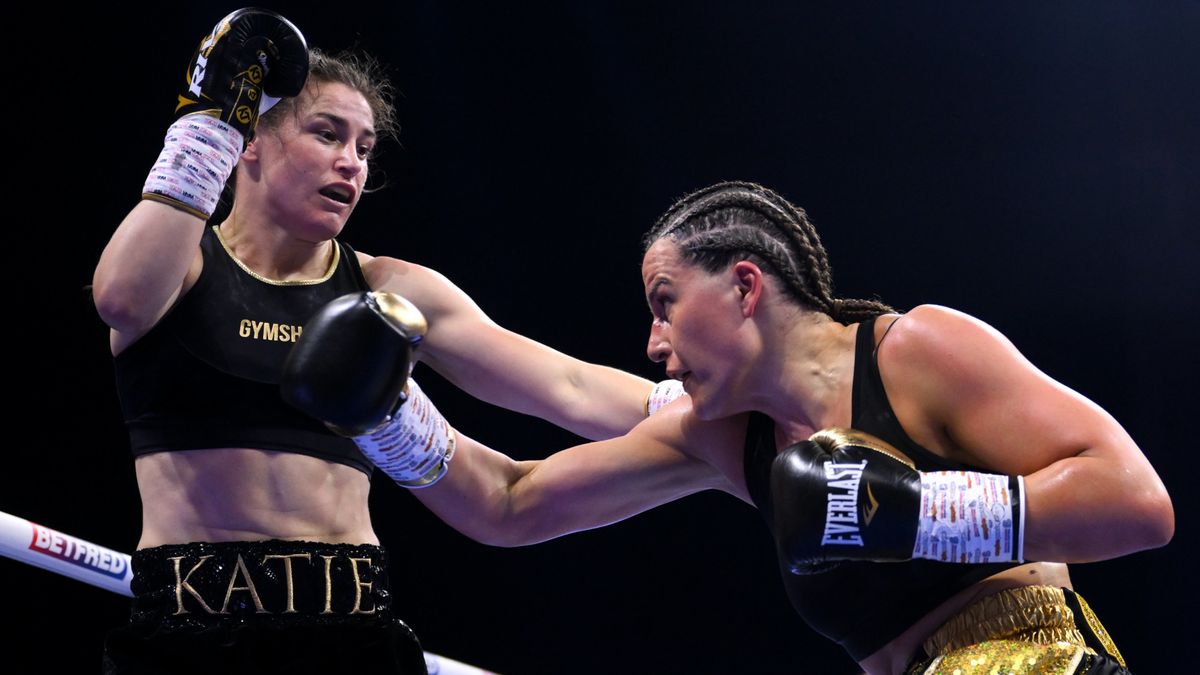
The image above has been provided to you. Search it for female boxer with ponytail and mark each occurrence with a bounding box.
[92,9,671,674]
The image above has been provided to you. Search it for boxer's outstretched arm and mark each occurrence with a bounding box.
[282,291,719,528]
[360,254,665,440]
[410,399,743,546]
[282,311,732,543]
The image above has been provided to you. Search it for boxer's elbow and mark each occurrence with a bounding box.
[472,525,544,548]
[475,483,571,548]
[1131,483,1174,551]
[463,511,548,548]
[429,474,553,548]
[92,278,154,334]
[1112,460,1175,552]
[1101,478,1175,556]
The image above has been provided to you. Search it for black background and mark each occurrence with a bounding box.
[6,3,1197,673]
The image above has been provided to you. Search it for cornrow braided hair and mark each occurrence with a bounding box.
[643,181,893,324]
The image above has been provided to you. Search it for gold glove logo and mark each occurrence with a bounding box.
[239,319,303,343]
[821,460,867,546]
[862,483,881,526]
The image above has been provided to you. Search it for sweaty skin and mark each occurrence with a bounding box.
[399,239,1172,673]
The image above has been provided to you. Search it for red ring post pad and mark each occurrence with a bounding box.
[0,510,133,596]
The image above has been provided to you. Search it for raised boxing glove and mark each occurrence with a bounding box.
[143,8,308,218]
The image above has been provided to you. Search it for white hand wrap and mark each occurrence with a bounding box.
[142,114,243,219]
[913,471,1025,564]
[646,379,686,416]
[352,379,456,488]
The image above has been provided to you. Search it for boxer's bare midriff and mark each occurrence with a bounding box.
[135,448,377,548]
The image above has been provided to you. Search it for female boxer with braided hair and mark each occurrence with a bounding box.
[644,179,893,324]
[92,9,668,674]
[327,180,1173,674]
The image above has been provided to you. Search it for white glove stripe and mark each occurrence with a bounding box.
[1015,475,1026,564]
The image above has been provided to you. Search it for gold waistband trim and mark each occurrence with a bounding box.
[922,641,1086,675]
[1075,590,1126,667]
[922,586,1087,658]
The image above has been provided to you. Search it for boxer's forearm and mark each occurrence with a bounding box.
[409,432,540,546]
[93,201,205,335]
[412,424,721,548]
[1021,455,1174,562]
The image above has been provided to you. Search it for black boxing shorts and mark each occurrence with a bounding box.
[102,540,428,675]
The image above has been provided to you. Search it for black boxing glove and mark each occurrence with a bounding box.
[282,292,456,488]
[772,428,1025,575]
[174,7,309,140]
[282,292,424,435]
[143,8,308,219]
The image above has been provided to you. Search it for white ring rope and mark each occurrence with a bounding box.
[0,509,496,675]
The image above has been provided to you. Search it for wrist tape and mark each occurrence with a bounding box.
[142,114,243,219]
[352,379,456,488]
[913,472,1025,564]
[646,379,686,416]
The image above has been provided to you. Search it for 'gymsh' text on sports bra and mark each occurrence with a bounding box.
[114,226,374,476]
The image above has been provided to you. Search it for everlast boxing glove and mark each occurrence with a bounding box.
[772,428,1024,574]
[281,292,456,488]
